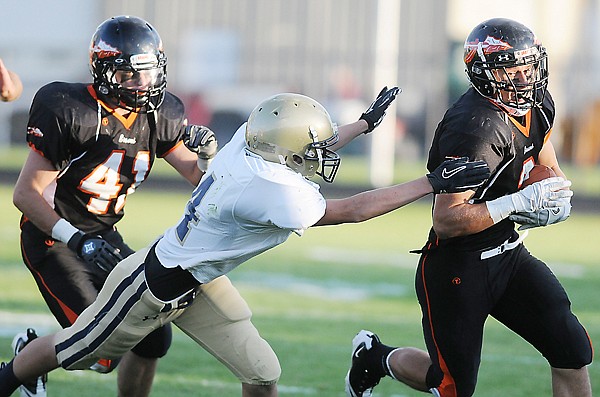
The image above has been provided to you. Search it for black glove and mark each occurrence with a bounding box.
[427,157,491,194]
[183,125,218,171]
[359,86,401,133]
[67,231,123,272]
[183,125,218,158]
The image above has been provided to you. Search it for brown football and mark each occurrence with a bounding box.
[522,164,557,188]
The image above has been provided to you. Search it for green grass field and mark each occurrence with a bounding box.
[2,145,600,195]
[0,183,599,396]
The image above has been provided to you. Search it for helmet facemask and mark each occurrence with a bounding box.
[305,126,340,183]
[470,44,548,116]
[464,18,549,116]
[95,53,167,113]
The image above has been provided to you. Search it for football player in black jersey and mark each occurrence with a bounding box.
[11,16,216,397]
[345,18,592,397]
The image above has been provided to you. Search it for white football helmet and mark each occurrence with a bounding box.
[245,93,340,182]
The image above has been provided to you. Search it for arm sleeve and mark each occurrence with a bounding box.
[155,93,187,158]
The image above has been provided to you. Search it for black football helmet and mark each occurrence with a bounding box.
[464,18,548,115]
[89,15,167,112]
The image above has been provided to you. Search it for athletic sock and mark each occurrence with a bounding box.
[0,360,22,396]
[384,348,402,380]
[372,342,396,378]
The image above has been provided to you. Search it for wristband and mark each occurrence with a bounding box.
[197,157,212,172]
[51,218,80,243]
[485,195,514,224]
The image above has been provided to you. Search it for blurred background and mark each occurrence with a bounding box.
[1,0,599,186]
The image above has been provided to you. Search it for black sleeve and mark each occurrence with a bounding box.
[427,101,511,176]
[155,92,187,158]
[26,84,75,171]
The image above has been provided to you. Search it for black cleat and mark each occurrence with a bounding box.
[345,330,385,397]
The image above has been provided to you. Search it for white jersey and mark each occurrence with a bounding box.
[155,123,327,283]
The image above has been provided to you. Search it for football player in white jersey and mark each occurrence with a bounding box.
[0,92,490,397]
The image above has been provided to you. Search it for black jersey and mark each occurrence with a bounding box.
[26,82,186,233]
[427,87,555,249]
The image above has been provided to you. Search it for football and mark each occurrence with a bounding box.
[521,164,557,188]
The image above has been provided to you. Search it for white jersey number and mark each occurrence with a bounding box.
[79,151,150,214]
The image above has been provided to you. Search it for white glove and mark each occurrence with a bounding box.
[486,177,572,224]
[509,198,571,230]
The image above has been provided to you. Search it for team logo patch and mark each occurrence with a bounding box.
[464,35,513,63]
[27,126,44,138]
[91,39,121,59]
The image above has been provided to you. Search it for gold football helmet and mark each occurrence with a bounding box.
[245,93,340,182]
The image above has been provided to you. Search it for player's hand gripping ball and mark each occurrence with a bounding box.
[510,164,571,230]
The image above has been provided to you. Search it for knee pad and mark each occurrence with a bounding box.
[131,323,173,359]
[174,276,281,384]
[237,332,281,385]
[546,320,594,369]
[548,340,593,369]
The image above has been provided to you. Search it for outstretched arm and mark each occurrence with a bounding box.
[332,86,400,150]
[316,177,432,226]
[334,120,370,150]
[315,157,490,226]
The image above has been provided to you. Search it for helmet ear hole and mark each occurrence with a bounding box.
[292,154,304,166]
